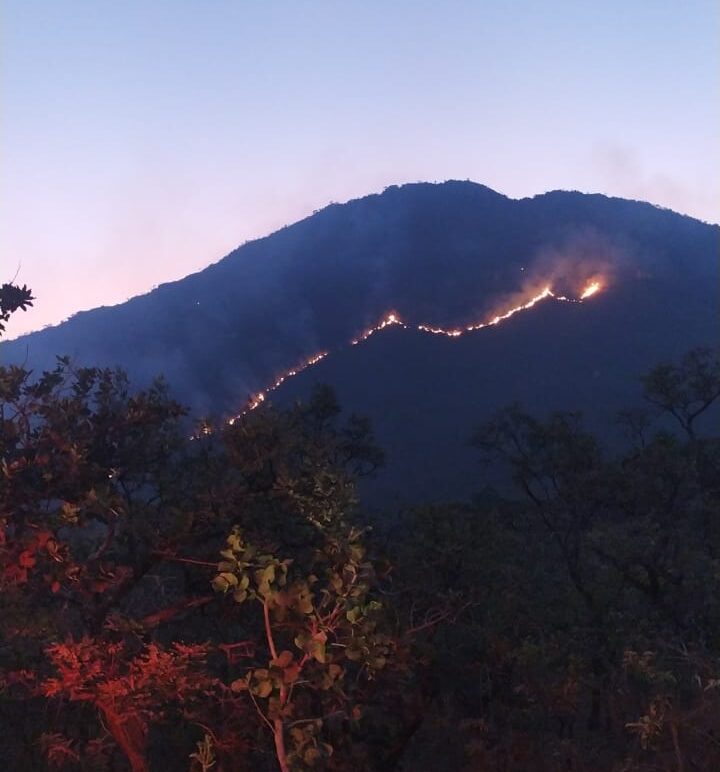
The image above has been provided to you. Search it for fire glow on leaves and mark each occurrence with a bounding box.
[231,279,604,420]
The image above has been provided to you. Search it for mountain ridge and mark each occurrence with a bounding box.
[2,181,717,427]
[6,181,715,339]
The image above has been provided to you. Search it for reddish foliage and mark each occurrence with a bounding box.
[41,638,226,771]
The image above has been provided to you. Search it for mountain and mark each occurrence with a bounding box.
[2,181,717,502]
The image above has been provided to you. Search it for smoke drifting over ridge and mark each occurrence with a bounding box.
[486,229,623,323]
[1,181,715,421]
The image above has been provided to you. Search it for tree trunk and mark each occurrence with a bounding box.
[100,706,149,772]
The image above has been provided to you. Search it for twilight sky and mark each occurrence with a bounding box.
[2,0,718,338]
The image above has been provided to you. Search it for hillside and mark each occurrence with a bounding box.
[277,279,716,504]
[3,182,716,413]
[2,181,717,502]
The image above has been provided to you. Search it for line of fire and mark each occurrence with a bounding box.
[230,278,605,421]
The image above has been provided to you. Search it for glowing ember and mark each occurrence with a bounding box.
[229,351,329,418]
[580,280,602,299]
[465,286,555,332]
[229,279,604,421]
[351,312,405,345]
[248,392,266,410]
[418,324,463,336]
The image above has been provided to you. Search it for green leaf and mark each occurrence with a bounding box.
[226,533,243,552]
[59,501,80,524]
[217,572,238,587]
[211,575,230,593]
[271,650,294,669]
[294,631,310,651]
[310,633,327,664]
[262,564,276,584]
[303,747,321,765]
[253,679,273,698]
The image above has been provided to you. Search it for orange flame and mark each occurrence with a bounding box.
[580,280,602,299]
[351,312,405,345]
[230,279,604,420]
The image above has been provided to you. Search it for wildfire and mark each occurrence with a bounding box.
[228,351,329,420]
[230,278,605,419]
[351,312,405,345]
[465,286,555,332]
[416,286,569,338]
[580,280,602,299]
[418,324,463,336]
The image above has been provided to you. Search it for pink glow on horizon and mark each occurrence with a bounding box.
[2,2,717,339]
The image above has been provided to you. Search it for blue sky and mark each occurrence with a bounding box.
[2,1,718,337]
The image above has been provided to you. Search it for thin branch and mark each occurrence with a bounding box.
[263,600,279,662]
[138,595,214,629]
[88,507,121,561]
[404,600,473,637]
[151,552,219,568]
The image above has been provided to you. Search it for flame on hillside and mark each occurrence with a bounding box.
[580,280,602,299]
[229,351,328,422]
[230,277,605,419]
[351,312,405,345]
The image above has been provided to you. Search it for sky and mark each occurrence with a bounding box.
[2,0,718,338]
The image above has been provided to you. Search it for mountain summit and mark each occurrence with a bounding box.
[3,182,717,439]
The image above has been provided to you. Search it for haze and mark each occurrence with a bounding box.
[2,0,718,338]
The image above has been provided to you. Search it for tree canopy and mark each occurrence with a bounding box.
[0,281,34,338]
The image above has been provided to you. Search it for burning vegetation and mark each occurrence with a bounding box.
[235,278,605,417]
